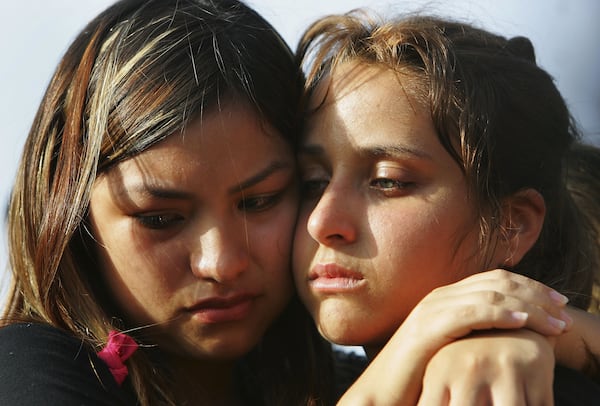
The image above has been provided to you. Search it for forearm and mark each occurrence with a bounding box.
[338,328,429,406]
[555,307,600,380]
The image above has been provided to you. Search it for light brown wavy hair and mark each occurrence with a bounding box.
[296,11,596,310]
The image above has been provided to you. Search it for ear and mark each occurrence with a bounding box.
[495,188,546,267]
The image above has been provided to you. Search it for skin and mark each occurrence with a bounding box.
[294,63,503,354]
[418,330,555,404]
[89,100,297,401]
[86,63,585,405]
[292,62,574,405]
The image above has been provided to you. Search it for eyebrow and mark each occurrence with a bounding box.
[227,160,293,193]
[299,143,433,161]
[369,145,433,160]
[115,161,292,200]
[117,185,194,201]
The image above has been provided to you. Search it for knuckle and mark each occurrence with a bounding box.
[457,304,478,320]
[492,268,511,279]
[455,303,507,327]
[461,352,491,374]
[499,277,520,292]
[483,290,505,304]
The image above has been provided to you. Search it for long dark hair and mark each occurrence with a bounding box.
[5,0,332,404]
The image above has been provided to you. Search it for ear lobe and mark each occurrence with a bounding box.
[498,188,546,267]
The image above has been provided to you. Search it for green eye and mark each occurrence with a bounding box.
[370,178,415,192]
[372,178,397,189]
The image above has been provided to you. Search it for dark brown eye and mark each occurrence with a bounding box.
[136,213,184,229]
[238,193,282,212]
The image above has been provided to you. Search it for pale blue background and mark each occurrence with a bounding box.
[1,0,599,303]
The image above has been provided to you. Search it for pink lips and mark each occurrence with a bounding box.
[308,263,365,292]
[187,294,256,323]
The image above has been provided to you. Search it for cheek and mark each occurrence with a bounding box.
[371,202,474,281]
[448,224,486,278]
[96,221,180,281]
[93,224,185,322]
[292,208,314,271]
[252,202,297,268]
[251,209,297,304]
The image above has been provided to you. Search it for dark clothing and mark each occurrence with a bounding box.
[1,322,599,405]
[332,349,369,400]
[0,322,136,405]
[554,363,600,404]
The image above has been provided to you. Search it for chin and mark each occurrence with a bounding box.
[316,319,365,347]
[176,326,266,361]
[197,337,261,361]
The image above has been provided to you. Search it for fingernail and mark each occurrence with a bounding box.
[549,290,569,305]
[548,316,566,331]
[560,309,573,327]
[511,311,529,322]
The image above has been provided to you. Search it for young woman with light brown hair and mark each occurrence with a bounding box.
[294,11,600,404]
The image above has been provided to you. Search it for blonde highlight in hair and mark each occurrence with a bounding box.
[4,0,332,404]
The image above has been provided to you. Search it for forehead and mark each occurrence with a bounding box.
[304,62,434,148]
[308,61,427,113]
[102,101,292,185]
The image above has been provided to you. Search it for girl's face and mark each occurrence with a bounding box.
[89,102,296,361]
[293,63,490,352]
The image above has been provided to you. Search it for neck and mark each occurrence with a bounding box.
[168,356,244,406]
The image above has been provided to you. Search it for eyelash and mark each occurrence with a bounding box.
[298,176,416,203]
[238,192,283,212]
[135,213,184,230]
[133,190,287,231]
[370,177,415,192]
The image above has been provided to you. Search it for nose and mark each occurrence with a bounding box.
[190,221,250,283]
[306,182,357,246]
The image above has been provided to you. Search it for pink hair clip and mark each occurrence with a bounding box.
[97,330,139,385]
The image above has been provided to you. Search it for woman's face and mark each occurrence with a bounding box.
[89,101,296,361]
[293,63,486,352]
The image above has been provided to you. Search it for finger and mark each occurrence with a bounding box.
[523,368,555,406]
[487,375,528,406]
[419,374,503,406]
[447,386,491,406]
[419,291,569,337]
[436,269,569,313]
[426,272,572,330]
[486,365,553,406]
[417,385,449,406]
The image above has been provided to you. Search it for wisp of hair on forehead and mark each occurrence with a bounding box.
[4,1,331,405]
[298,11,595,309]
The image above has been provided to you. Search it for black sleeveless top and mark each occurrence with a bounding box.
[0,322,136,405]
